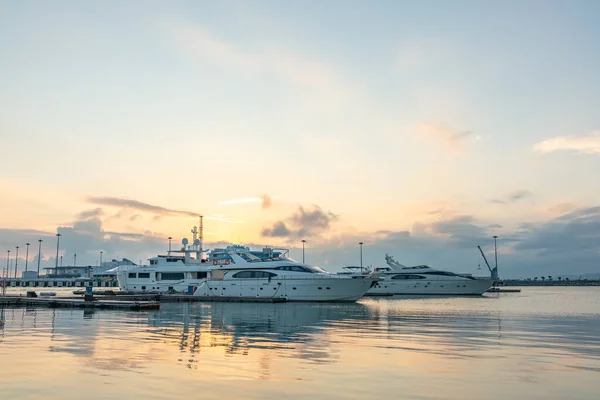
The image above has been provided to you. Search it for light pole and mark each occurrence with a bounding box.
[493,235,498,279]
[100,251,103,268]
[14,246,19,278]
[73,252,76,267]
[168,237,172,255]
[5,249,10,277]
[25,243,30,272]
[55,233,61,276]
[301,239,306,263]
[37,239,43,277]
[359,242,364,269]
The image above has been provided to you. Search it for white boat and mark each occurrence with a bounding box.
[366,254,494,296]
[117,224,379,302]
[193,245,379,302]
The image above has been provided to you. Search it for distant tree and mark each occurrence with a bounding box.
[548,275,552,281]
[541,276,546,281]
[558,277,562,281]
[534,277,538,281]
[566,277,570,281]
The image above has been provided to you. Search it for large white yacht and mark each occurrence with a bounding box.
[116,225,211,294]
[192,245,378,302]
[366,254,494,296]
[117,224,379,302]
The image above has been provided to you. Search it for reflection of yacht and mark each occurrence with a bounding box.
[193,246,379,302]
[367,254,494,296]
[117,223,378,302]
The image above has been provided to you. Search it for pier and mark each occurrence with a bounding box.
[0,296,159,310]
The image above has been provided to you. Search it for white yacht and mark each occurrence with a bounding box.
[117,225,211,294]
[193,245,379,302]
[117,224,379,302]
[366,254,494,296]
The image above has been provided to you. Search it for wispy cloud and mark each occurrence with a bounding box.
[533,131,600,154]
[218,194,273,209]
[416,122,478,151]
[490,190,532,205]
[169,23,355,110]
[87,196,239,223]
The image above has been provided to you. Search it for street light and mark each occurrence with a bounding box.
[14,246,19,278]
[100,251,103,267]
[37,239,43,277]
[359,242,364,269]
[55,233,61,276]
[168,237,172,255]
[25,243,30,272]
[301,239,306,263]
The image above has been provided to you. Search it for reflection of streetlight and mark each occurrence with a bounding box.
[14,246,19,278]
[359,242,364,268]
[55,233,61,276]
[37,240,43,277]
[301,239,306,263]
[25,243,30,272]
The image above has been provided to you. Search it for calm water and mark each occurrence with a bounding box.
[1,287,599,400]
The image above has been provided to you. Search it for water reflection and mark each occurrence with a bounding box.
[1,290,600,400]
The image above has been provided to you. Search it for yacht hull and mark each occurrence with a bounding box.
[367,277,494,296]
[194,276,377,302]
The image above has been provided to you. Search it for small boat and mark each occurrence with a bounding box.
[39,291,57,297]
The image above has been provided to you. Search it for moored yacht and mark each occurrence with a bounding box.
[117,222,379,302]
[117,224,211,293]
[366,254,494,296]
[193,245,379,302]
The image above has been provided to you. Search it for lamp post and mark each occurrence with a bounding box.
[73,253,76,267]
[359,242,364,269]
[55,233,61,276]
[100,251,103,268]
[168,237,172,255]
[301,239,306,263]
[14,246,19,278]
[493,235,498,280]
[37,239,43,277]
[5,249,10,278]
[25,243,30,272]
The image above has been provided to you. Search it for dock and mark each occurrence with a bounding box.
[486,287,522,293]
[0,296,159,310]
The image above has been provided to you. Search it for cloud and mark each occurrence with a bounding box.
[533,131,600,154]
[218,194,273,209]
[515,206,600,255]
[261,205,338,240]
[416,123,478,150]
[169,24,354,110]
[260,194,272,209]
[490,190,532,205]
[87,196,238,223]
[78,208,104,220]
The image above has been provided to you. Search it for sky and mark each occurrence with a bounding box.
[1,0,600,278]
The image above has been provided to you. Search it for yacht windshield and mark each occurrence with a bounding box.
[306,266,327,273]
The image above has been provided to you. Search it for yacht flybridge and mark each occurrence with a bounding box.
[117,222,379,302]
[366,254,495,296]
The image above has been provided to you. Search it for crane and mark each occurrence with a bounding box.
[477,245,498,279]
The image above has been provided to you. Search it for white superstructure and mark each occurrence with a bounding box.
[117,222,379,302]
[366,254,494,296]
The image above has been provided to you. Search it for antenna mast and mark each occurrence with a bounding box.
[199,215,204,253]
